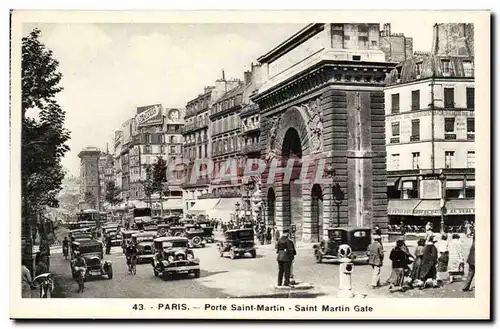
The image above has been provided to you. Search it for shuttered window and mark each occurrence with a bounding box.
[411,119,420,141]
[444,118,455,132]
[391,94,400,113]
[444,88,455,108]
[466,87,475,109]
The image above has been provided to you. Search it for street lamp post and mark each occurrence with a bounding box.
[235,201,240,226]
[439,173,447,234]
[325,165,336,228]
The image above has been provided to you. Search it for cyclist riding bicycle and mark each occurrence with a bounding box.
[124,240,138,273]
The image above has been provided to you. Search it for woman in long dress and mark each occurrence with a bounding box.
[436,234,450,283]
[410,238,426,287]
[419,235,438,288]
[447,233,465,283]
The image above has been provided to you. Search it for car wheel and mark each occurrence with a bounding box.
[107,266,113,279]
[191,236,202,247]
[315,251,323,263]
[153,269,159,277]
[250,250,256,258]
[193,269,200,278]
[229,249,236,260]
[162,272,170,281]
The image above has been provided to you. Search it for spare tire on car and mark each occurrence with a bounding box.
[191,236,202,247]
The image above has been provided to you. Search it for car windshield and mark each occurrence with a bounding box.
[328,230,345,241]
[236,231,253,239]
[163,241,187,248]
[79,245,101,254]
[136,236,155,243]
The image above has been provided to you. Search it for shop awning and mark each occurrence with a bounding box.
[387,177,401,187]
[446,199,475,215]
[187,198,220,213]
[413,200,441,216]
[162,198,183,210]
[387,199,421,215]
[446,180,465,189]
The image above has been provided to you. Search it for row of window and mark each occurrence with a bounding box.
[211,115,241,135]
[391,87,475,113]
[391,151,475,170]
[186,97,209,117]
[142,134,180,144]
[184,131,208,144]
[184,144,209,159]
[212,94,243,115]
[390,117,475,142]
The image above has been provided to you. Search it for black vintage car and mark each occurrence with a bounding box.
[169,226,186,237]
[217,228,256,259]
[185,224,206,248]
[102,224,121,247]
[71,240,113,279]
[151,237,200,280]
[197,221,215,243]
[133,232,157,264]
[313,227,371,264]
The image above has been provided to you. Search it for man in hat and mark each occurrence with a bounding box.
[367,235,384,288]
[275,229,296,286]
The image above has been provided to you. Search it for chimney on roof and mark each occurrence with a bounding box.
[383,23,391,36]
[244,71,252,85]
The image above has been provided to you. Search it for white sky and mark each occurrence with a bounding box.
[22,22,434,176]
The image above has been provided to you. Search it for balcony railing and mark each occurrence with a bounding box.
[467,133,475,141]
[390,137,400,144]
[242,143,261,154]
[242,123,260,133]
[183,120,209,133]
[444,133,457,140]
[410,135,420,142]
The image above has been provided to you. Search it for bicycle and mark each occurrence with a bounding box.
[128,256,137,275]
[32,273,54,298]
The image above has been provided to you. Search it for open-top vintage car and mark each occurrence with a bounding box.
[71,240,112,279]
[197,221,215,243]
[151,237,200,280]
[217,228,256,259]
[313,227,371,264]
[132,231,157,264]
[185,224,206,248]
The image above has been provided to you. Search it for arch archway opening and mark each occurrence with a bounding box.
[311,184,324,243]
[281,127,303,242]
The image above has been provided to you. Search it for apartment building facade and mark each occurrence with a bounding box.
[385,23,475,231]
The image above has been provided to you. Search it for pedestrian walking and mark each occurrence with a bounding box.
[273,226,280,243]
[22,263,33,298]
[266,227,272,244]
[275,229,296,287]
[388,240,408,292]
[462,236,475,292]
[410,238,426,287]
[367,235,384,288]
[448,233,465,283]
[436,234,450,283]
[419,235,439,288]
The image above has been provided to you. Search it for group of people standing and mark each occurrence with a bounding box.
[367,226,475,293]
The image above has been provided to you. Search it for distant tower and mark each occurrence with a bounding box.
[78,147,101,211]
[383,23,391,36]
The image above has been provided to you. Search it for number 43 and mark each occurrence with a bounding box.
[132,304,144,310]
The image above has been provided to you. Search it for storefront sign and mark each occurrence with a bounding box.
[420,180,441,199]
[413,209,441,216]
[447,208,475,215]
[388,208,414,215]
[136,104,162,125]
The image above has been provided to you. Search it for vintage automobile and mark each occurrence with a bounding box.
[169,226,186,237]
[102,224,121,246]
[132,231,157,264]
[197,221,215,243]
[217,228,256,259]
[67,222,81,230]
[313,227,371,264]
[151,237,200,280]
[70,240,112,279]
[143,224,158,232]
[121,230,140,252]
[157,223,170,237]
[185,224,206,248]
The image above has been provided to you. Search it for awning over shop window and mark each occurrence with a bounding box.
[162,198,183,210]
[446,199,475,215]
[413,200,441,216]
[387,199,421,215]
[387,177,401,187]
[188,198,220,213]
[446,180,464,189]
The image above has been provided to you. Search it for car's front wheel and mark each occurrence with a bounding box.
[193,269,200,278]
[250,250,256,258]
[162,271,170,281]
[229,249,236,260]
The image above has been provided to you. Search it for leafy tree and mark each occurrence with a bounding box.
[141,164,155,209]
[105,181,122,207]
[21,28,70,271]
[152,156,168,216]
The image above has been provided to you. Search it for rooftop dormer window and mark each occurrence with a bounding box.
[442,59,451,75]
[415,62,423,77]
